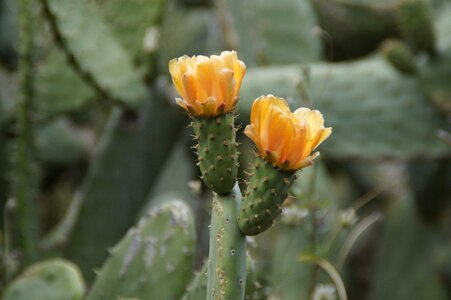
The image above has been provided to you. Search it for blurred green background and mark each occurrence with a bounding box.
[0,0,450,299]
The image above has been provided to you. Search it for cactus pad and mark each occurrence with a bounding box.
[398,0,436,55]
[208,184,247,300]
[42,0,147,108]
[382,39,417,74]
[192,113,238,195]
[3,259,85,300]
[86,200,196,300]
[238,157,296,236]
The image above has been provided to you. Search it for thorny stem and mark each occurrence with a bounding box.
[15,0,39,266]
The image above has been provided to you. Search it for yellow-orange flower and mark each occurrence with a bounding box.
[169,51,246,117]
[244,95,332,171]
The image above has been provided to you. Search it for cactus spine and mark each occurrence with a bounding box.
[238,156,296,236]
[207,184,247,300]
[192,113,238,195]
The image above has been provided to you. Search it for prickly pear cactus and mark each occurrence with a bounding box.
[239,59,450,160]
[192,113,238,195]
[238,157,296,236]
[382,39,417,74]
[398,0,436,55]
[3,259,85,300]
[182,262,208,300]
[371,196,447,300]
[182,253,257,300]
[207,184,247,300]
[86,200,196,300]
[41,0,148,108]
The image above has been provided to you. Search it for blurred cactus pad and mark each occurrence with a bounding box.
[0,0,450,299]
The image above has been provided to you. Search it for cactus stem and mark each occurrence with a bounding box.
[207,184,247,300]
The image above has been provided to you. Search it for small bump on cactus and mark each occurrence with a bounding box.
[382,39,417,74]
[238,157,296,236]
[192,113,239,195]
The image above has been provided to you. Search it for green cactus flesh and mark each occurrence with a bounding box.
[382,39,417,74]
[86,200,195,300]
[208,184,247,300]
[398,0,436,56]
[183,253,256,300]
[182,262,208,300]
[3,259,85,300]
[42,0,147,108]
[192,113,238,195]
[238,156,296,236]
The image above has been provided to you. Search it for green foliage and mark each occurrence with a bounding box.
[311,58,449,160]
[86,200,195,300]
[2,0,451,299]
[192,113,238,195]
[91,0,167,69]
[34,48,95,117]
[65,92,186,281]
[3,259,85,300]
[312,0,400,59]
[41,0,148,108]
[371,196,447,300]
[157,2,222,73]
[35,118,86,166]
[419,51,451,115]
[239,58,450,160]
[221,0,321,67]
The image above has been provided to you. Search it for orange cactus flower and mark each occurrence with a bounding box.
[169,51,246,117]
[244,95,332,171]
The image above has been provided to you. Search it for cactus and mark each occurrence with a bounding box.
[12,0,40,267]
[207,184,247,300]
[157,3,223,73]
[40,0,147,108]
[311,0,400,60]
[86,200,196,300]
[418,51,451,115]
[382,39,417,74]
[34,48,95,117]
[65,87,186,281]
[90,0,167,71]
[238,157,296,236]
[371,195,447,300]
[220,0,321,66]
[3,259,85,300]
[192,113,238,195]
[239,58,450,160]
[398,0,436,56]
[35,118,86,166]
[182,254,257,300]
[182,262,208,300]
